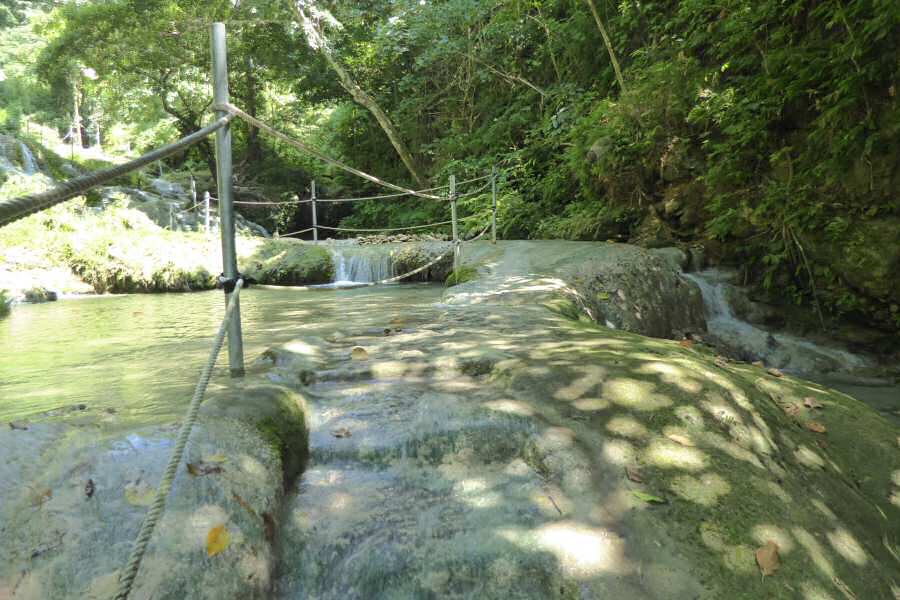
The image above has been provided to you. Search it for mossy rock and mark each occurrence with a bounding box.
[239,239,334,285]
[391,243,453,282]
[445,265,478,287]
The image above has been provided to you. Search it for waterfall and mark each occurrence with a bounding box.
[328,244,393,284]
[18,142,38,175]
[683,269,867,374]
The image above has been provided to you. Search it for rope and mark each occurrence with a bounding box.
[113,279,244,600]
[232,198,312,206]
[0,115,234,228]
[316,214,480,234]
[214,103,444,201]
[456,178,493,199]
[316,174,491,203]
[278,227,315,238]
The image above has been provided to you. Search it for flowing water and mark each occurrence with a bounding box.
[327,242,394,283]
[18,141,38,175]
[0,285,442,422]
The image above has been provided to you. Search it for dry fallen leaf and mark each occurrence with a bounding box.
[752,360,765,368]
[29,487,52,508]
[803,397,824,409]
[625,466,644,483]
[816,438,829,449]
[714,355,729,368]
[206,524,230,557]
[332,427,352,438]
[186,462,224,477]
[783,403,802,417]
[350,346,369,361]
[756,540,781,576]
[806,421,827,434]
[766,367,784,378]
[679,339,694,349]
[261,511,276,543]
[667,433,695,447]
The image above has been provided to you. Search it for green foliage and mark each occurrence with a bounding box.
[444,265,477,287]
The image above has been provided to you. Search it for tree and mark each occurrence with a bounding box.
[292,1,427,188]
[583,0,626,93]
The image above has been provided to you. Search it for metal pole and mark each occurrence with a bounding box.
[311,180,318,244]
[450,174,459,271]
[211,22,244,377]
[204,191,211,235]
[491,165,498,245]
[169,205,174,230]
[190,176,197,212]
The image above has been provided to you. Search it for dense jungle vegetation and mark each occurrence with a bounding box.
[1,0,899,341]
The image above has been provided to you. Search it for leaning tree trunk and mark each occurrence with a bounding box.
[584,0,627,94]
[294,3,427,188]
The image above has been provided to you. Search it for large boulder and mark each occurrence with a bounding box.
[239,238,334,285]
[0,383,308,599]
[567,244,706,339]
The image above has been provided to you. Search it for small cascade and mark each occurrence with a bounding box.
[683,269,868,374]
[18,141,38,175]
[328,244,393,284]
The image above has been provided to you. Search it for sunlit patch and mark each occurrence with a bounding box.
[751,524,795,554]
[605,416,649,439]
[794,446,826,469]
[891,490,900,509]
[454,477,501,508]
[793,527,835,578]
[529,486,572,516]
[499,522,630,577]
[809,499,837,521]
[482,399,535,416]
[602,439,637,466]
[674,405,705,429]
[188,504,230,550]
[239,455,267,477]
[553,365,607,401]
[572,398,610,411]
[282,340,319,356]
[827,528,868,566]
[328,492,352,513]
[800,580,838,600]
[637,361,702,393]
[644,439,707,471]
[698,521,756,574]
[670,473,730,506]
[603,378,672,411]
[749,476,792,503]
[238,552,271,587]
[701,431,764,469]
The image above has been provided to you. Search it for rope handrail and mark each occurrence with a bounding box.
[215,102,444,201]
[316,214,480,234]
[232,198,312,206]
[0,115,234,228]
[316,173,492,203]
[278,227,315,238]
[114,279,245,600]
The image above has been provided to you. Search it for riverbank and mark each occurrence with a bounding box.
[1,241,897,599]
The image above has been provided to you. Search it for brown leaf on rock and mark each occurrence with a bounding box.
[756,540,781,576]
[752,360,765,368]
[766,367,784,378]
[331,427,352,438]
[186,462,224,477]
[625,465,644,483]
[803,397,824,409]
[679,339,694,349]
[816,438,829,449]
[261,511,276,543]
[29,487,52,508]
[783,403,802,417]
[206,524,230,557]
[806,421,827,434]
[714,355,729,368]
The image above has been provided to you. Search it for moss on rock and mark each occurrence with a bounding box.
[239,238,334,286]
[391,243,453,282]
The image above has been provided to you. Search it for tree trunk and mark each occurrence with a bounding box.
[294,3,427,188]
[244,56,262,168]
[584,0,627,94]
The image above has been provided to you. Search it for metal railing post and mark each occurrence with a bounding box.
[169,205,174,230]
[450,174,460,271]
[204,191,211,235]
[491,165,498,245]
[211,22,244,377]
[311,180,318,244]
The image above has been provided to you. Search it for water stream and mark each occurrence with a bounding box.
[0,285,442,422]
[18,141,38,175]
[328,243,393,283]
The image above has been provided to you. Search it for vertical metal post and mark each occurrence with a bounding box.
[211,22,244,377]
[169,205,174,230]
[204,191,211,235]
[450,174,460,271]
[190,176,197,212]
[491,165,498,245]
[311,180,318,244]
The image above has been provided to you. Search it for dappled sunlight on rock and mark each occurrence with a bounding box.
[751,524,796,554]
[699,430,765,469]
[800,581,838,600]
[670,473,731,506]
[328,492,353,513]
[482,399,536,417]
[553,365,606,401]
[794,445,827,469]
[673,404,706,429]
[603,378,673,411]
[602,438,637,466]
[698,521,756,574]
[793,526,836,578]
[638,361,702,393]
[645,438,708,471]
[571,398,610,411]
[810,499,838,522]
[827,527,868,566]
[187,504,230,550]
[749,475,793,503]
[605,416,649,439]
[500,522,632,577]
[529,484,573,517]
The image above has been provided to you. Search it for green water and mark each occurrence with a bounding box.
[0,285,443,422]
